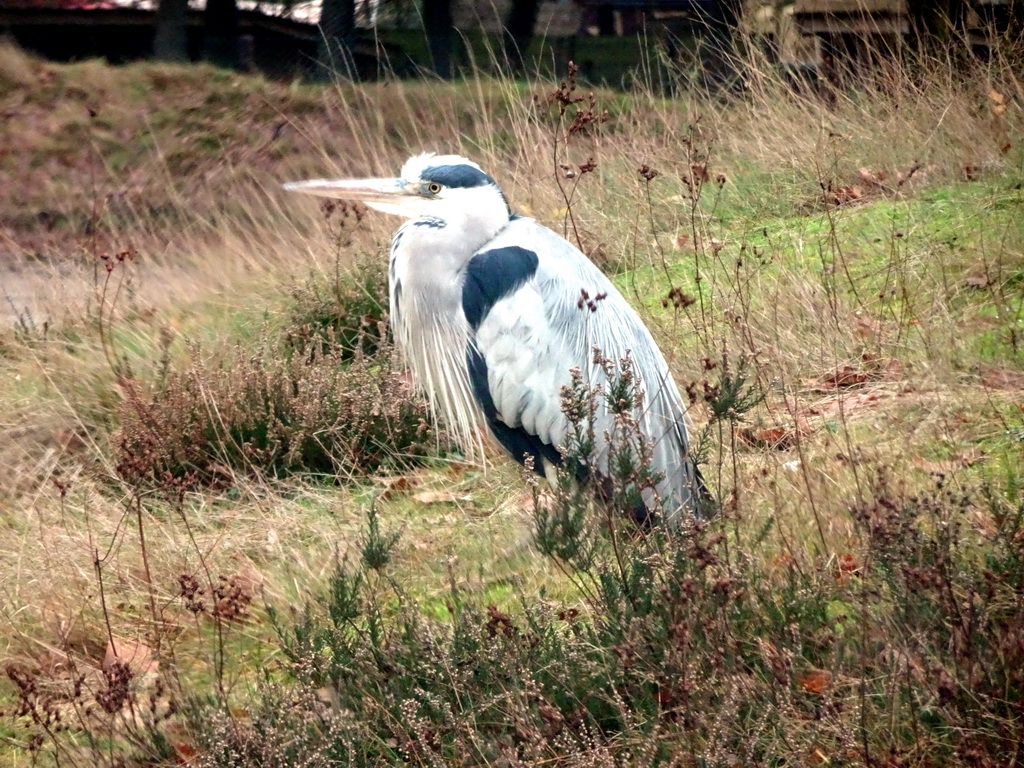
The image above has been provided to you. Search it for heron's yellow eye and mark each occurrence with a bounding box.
[427,182,442,195]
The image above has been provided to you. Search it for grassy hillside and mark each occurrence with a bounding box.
[0,39,1022,767]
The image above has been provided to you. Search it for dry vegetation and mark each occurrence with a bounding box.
[0,34,1022,767]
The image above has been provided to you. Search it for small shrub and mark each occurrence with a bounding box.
[852,470,1024,761]
[114,329,438,488]
[195,477,854,766]
[285,255,388,363]
[185,365,1024,767]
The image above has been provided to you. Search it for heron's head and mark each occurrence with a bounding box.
[284,153,512,225]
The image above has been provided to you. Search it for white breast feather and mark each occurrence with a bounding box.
[395,291,485,462]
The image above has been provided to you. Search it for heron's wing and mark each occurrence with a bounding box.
[464,218,701,522]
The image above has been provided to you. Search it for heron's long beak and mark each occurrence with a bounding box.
[283,177,414,216]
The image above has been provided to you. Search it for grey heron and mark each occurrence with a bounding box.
[285,153,705,525]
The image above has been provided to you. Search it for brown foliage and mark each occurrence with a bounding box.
[114,332,438,489]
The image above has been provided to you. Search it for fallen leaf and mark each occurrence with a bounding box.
[796,669,832,696]
[835,553,860,585]
[376,475,417,500]
[821,366,868,389]
[739,426,797,450]
[837,553,859,573]
[830,186,864,205]
[770,554,795,569]
[673,232,700,251]
[172,741,197,760]
[446,461,475,478]
[165,722,198,761]
[857,167,887,187]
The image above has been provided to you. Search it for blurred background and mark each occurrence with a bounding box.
[1,0,1021,86]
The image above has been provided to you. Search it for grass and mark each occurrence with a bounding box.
[0,33,1023,767]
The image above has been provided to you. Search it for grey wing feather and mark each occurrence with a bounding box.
[474,218,700,523]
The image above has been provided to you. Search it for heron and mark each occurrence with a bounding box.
[285,153,705,525]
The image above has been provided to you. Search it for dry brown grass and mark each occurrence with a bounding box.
[0,36,1021,765]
